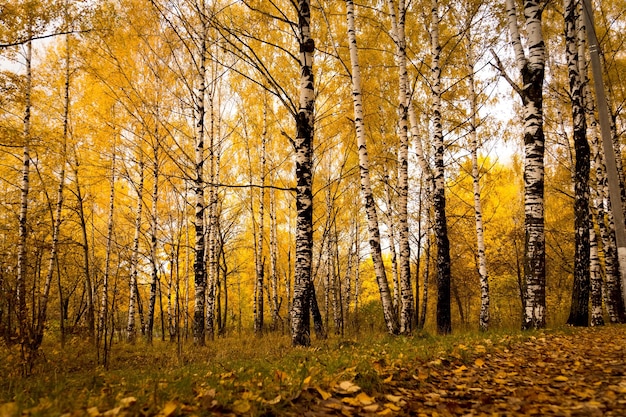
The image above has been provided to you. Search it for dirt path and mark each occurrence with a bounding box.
[289,326,626,416]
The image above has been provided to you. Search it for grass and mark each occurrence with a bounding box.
[0,324,554,416]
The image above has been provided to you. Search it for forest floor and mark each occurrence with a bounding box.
[0,324,625,416]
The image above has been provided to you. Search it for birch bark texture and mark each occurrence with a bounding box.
[505,0,547,330]
[564,0,591,327]
[431,0,452,335]
[291,0,316,346]
[345,0,399,335]
[386,0,414,335]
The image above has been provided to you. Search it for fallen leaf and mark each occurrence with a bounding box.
[355,392,375,406]
[157,401,178,417]
[384,394,402,403]
[334,380,361,395]
[474,358,485,367]
[554,375,569,382]
[316,386,332,400]
[362,404,380,412]
[303,376,312,386]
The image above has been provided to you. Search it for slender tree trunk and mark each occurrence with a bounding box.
[16,36,32,371]
[73,158,96,342]
[565,0,591,326]
[269,184,281,330]
[384,175,400,316]
[291,0,318,347]
[386,0,413,334]
[430,0,452,335]
[254,109,267,335]
[193,18,208,345]
[505,0,547,330]
[98,149,116,360]
[466,31,490,332]
[147,148,159,343]
[344,0,399,335]
[127,153,144,343]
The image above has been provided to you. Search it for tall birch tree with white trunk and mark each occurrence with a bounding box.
[291,0,317,346]
[564,0,590,327]
[502,0,547,329]
[345,0,399,335]
[386,0,414,334]
[430,0,452,335]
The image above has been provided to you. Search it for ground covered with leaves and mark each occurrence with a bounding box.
[1,325,625,416]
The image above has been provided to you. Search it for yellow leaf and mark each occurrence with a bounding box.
[384,402,401,411]
[383,375,393,383]
[118,397,137,408]
[303,376,312,386]
[377,408,393,416]
[232,400,251,414]
[453,365,467,374]
[316,386,332,400]
[356,392,375,406]
[157,401,178,417]
[474,358,485,368]
[342,397,361,407]
[554,376,569,382]
[384,394,402,403]
[362,404,380,412]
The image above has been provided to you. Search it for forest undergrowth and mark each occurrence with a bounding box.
[0,325,625,416]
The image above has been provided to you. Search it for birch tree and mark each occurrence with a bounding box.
[564,0,590,326]
[430,0,452,335]
[386,0,414,334]
[345,0,399,335]
[290,0,317,346]
[499,0,548,329]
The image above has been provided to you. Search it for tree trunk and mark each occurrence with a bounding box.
[386,0,414,335]
[193,16,208,345]
[565,0,591,327]
[466,26,490,332]
[16,36,32,371]
[291,0,317,347]
[431,0,452,335]
[98,149,116,361]
[344,0,399,335]
[127,153,144,343]
[384,175,400,317]
[505,0,547,330]
[147,148,159,343]
[254,108,266,335]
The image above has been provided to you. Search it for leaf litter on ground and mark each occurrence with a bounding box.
[1,325,625,416]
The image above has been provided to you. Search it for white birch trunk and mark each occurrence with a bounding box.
[345,0,399,334]
[193,19,208,345]
[126,153,144,343]
[98,149,116,354]
[565,0,591,326]
[291,0,317,346]
[147,148,159,343]
[386,0,413,334]
[506,0,547,329]
[16,36,32,355]
[467,41,489,332]
[431,0,452,335]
